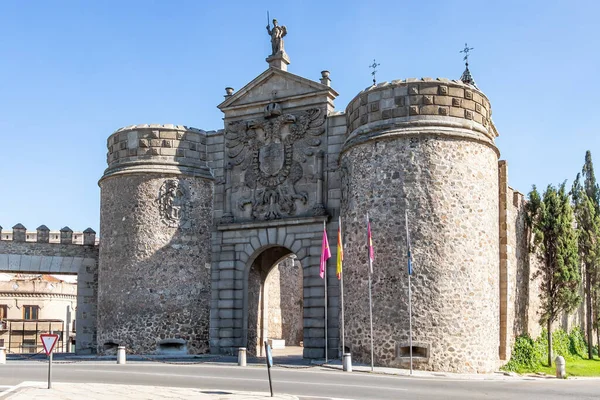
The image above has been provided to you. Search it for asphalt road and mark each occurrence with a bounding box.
[0,361,598,400]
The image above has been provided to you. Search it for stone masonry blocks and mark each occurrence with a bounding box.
[89,67,515,374]
[340,108,499,372]
[346,79,493,141]
[98,173,213,355]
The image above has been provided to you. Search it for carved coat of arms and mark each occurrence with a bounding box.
[158,179,190,227]
[225,107,326,220]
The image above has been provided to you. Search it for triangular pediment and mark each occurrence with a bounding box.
[218,68,337,110]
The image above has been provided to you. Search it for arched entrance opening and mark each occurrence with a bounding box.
[246,246,304,358]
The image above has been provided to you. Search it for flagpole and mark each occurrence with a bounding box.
[405,207,413,375]
[324,220,328,363]
[339,216,345,358]
[367,212,374,372]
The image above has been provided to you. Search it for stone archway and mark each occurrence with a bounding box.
[246,246,303,356]
[211,218,338,360]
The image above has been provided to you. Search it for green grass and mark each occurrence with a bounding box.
[533,357,600,377]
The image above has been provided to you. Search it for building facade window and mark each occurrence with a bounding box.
[23,305,39,320]
[0,304,7,320]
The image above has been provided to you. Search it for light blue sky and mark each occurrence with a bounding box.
[0,1,598,234]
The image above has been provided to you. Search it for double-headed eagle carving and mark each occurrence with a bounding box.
[225,107,326,220]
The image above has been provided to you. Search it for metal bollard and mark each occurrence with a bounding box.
[238,347,247,367]
[117,346,126,365]
[555,356,566,378]
[343,353,352,372]
[0,347,6,364]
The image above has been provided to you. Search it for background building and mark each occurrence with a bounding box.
[0,273,77,353]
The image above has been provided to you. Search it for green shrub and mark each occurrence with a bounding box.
[568,327,588,358]
[553,329,571,359]
[535,329,549,363]
[502,334,541,372]
[505,327,593,373]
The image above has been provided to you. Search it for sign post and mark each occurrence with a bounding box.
[264,341,274,397]
[40,333,59,389]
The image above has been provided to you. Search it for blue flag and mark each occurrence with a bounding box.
[408,248,413,275]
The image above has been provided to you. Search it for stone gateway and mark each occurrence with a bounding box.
[0,22,571,373]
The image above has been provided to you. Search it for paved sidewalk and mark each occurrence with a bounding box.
[4,382,299,400]
[318,362,529,380]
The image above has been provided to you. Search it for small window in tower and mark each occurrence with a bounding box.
[399,346,428,358]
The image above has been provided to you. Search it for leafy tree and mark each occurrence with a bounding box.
[572,151,600,359]
[526,183,581,366]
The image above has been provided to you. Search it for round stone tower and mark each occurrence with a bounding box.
[98,124,213,354]
[340,78,500,373]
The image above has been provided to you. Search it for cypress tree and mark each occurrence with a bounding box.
[573,151,600,358]
[527,183,580,366]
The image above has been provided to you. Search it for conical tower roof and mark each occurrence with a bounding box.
[460,62,478,89]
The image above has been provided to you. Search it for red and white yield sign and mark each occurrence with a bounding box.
[40,334,59,355]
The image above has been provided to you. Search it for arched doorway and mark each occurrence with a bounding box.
[246,246,304,357]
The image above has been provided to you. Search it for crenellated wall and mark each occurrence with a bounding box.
[0,225,97,245]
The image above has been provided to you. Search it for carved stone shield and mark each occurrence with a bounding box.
[158,179,190,228]
[259,142,284,177]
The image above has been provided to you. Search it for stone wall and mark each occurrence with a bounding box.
[105,124,208,171]
[345,78,494,138]
[499,163,533,360]
[340,78,500,373]
[210,67,342,359]
[504,180,585,348]
[265,257,304,345]
[98,125,213,354]
[212,218,335,358]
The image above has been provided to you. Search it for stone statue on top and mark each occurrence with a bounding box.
[266,18,287,56]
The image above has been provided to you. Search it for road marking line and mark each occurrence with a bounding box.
[0,382,29,399]
[65,369,408,392]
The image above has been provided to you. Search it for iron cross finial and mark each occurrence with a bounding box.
[369,59,380,85]
[460,43,474,64]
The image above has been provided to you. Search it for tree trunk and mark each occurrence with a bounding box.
[547,319,553,367]
[596,301,600,359]
[597,326,600,360]
[586,271,593,359]
[597,326,599,359]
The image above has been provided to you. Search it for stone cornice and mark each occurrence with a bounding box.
[0,292,77,299]
[341,121,500,158]
[217,216,328,231]
[218,67,338,110]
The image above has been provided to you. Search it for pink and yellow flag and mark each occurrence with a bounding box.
[367,213,374,274]
[336,217,343,280]
[320,226,331,279]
